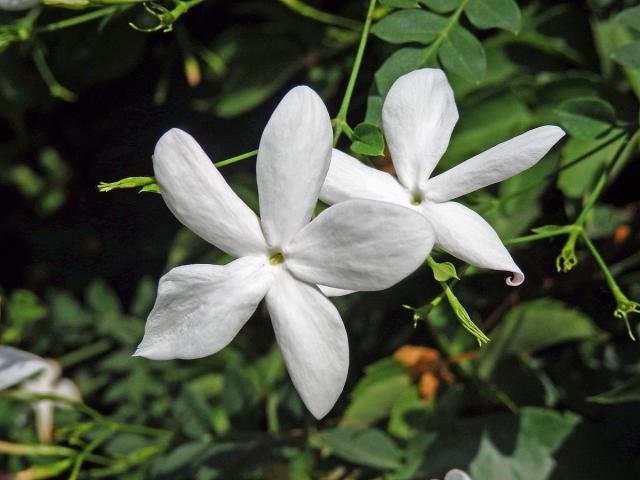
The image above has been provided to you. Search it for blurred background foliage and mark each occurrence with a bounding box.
[1,0,640,478]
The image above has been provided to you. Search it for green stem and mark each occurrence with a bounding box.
[575,135,630,227]
[266,392,280,434]
[580,234,624,301]
[32,44,77,102]
[277,0,360,30]
[556,135,631,272]
[581,233,639,340]
[333,0,377,146]
[68,428,114,480]
[170,0,206,21]
[215,149,258,168]
[504,227,574,245]
[35,6,120,34]
[420,0,468,65]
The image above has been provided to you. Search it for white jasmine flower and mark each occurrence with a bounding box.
[0,346,48,389]
[134,86,435,418]
[321,68,565,286]
[432,469,472,480]
[0,0,39,11]
[22,360,81,443]
[0,346,81,443]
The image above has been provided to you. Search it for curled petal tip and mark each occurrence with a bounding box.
[506,270,525,286]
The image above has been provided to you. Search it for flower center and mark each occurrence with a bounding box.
[410,191,423,206]
[269,252,285,265]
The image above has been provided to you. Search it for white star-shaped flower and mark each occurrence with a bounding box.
[0,346,48,389]
[0,346,81,443]
[22,360,82,443]
[321,68,565,286]
[134,86,435,418]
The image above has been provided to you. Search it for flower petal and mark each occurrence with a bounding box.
[425,126,565,202]
[320,149,409,205]
[266,269,348,419]
[286,199,435,291]
[422,201,523,286]
[0,346,48,390]
[382,68,458,191]
[154,128,267,257]
[257,86,333,248]
[318,286,355,297]
[444,470,472,480]
[54,379,82,404]
[0,0,39,11]
[135,256,273,360]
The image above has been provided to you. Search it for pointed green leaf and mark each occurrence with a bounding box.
[350,123,386,156]
[556,97,616,139]
[617,5,640,32]
[311,428,402,470]
[588,375,640,404]
[438,26,486,82]
[372,10,447,45]
[478,299,598,378]
[465,0,521,33]
[612,41,640,69]
[429,260,459,282]
[419,0,462,13]
[374,47,426,95]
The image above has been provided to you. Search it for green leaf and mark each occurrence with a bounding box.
[588,375,640,404]
[412,408,633,479]
[617,5,640,32]
[7,290,47,326]
[584,204,632,239]
[151,442,210,477]
[139,183,160,194]
[478,299,598,378]
[465,0,521,33]
[195,32,303,118]
[429,259,459,282]
[350,123,386,156]
[97,176,156,192]
[86,279,122,316]
[438,26,486,82]
[371,10,447,45]
[311,428,402,470]
[530,225,570,235]
[380,0,420,8]
[341,358,411,427]
[375,47,426,95]
[388,386,426,439]
[612,41,640,69]
[419,0,461,13]
[556,97,616,139]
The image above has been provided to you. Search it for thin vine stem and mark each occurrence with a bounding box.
[420,0,468,65]
[332,0,377,146]
[215,149,258,167]
[35,6,121,34]
[277,0,361,30]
